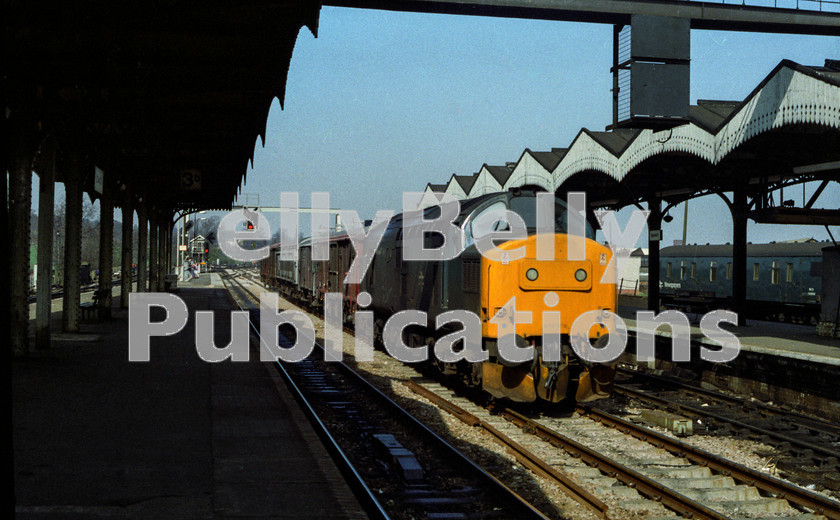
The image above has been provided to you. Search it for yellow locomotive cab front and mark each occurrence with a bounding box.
[479,234,617,403]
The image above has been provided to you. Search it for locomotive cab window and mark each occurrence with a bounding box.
[508,196,594,238]
[464,196,593,250]
[467,201,508,246]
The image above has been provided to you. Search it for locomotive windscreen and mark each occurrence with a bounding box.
[508,196,594,238]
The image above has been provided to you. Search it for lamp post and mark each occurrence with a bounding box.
[180,213,189,281]
[194,217,206,264]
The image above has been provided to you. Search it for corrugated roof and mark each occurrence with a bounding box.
[806,59,840,85]
[454,174,478,193]
[485,165,513,186]
[529,150,563,171]
[689,100,740,132]
[585,129,639,156]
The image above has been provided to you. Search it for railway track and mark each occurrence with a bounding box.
[228,268,840,519]
[613,368,840,493]
[617,368,840,437]
[220,270,553,520]
[408,380,840,520]
[27,278,125,303]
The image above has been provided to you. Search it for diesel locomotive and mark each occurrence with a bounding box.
[260,190,617,404]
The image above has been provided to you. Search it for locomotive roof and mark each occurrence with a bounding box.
[384,190,530,227]
[660,241,832,258]
[279,190,560,244]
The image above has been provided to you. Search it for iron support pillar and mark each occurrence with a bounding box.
[35,148,56,349]
[60,160,82,331]
[157,221,165,291]
[61,159,83,333]
[162,223,171,289]
[647,197,662,312]
[149,215,159,292]
[159,217,167,291]
[137,204,148,292]
[120,195,134,308]
[9,154,33,356]
[98,182,114,319]
[180,215,188,281]
[611,24,621,128]
[732,189,749,326]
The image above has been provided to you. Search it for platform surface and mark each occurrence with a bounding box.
[15,281,368,519]
[618,306,840,366]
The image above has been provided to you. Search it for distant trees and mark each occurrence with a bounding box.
[30,199,137,285]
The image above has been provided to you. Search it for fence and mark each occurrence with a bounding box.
[618,278,648,297]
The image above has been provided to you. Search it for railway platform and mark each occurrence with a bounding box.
[14,281,368,520]
[617,305,840,421]
[618,307,840,366]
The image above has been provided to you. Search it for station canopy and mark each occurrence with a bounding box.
[424,60,840,214]
[7,0,322,212]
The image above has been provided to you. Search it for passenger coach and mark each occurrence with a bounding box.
[659,240,829,323]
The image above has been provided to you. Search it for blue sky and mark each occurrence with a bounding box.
[238,7,839,246]
[32,7,839,246]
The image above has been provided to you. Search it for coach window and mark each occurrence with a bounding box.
[786,263,794,283]
[709,261,718,282]
[690,262,697,279]
[771,261,781,285]
[680,260,687,280]
[753,263,760,281]
[666,262,672,279]
[726,262,732,280]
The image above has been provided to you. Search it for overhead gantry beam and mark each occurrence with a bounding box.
[748,208,840,225]
[326,0,840,35]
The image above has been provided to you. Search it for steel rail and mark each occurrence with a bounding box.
[318,366,552,520]
[576,404,840,520]
[614,384,840,460]
[404,380,610,519]
[502,409,735,520]
[28,278,125,303]
[220,273,392,520]
[224,272,551,520]
[617,367,840,436]
[230,269,839,518]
